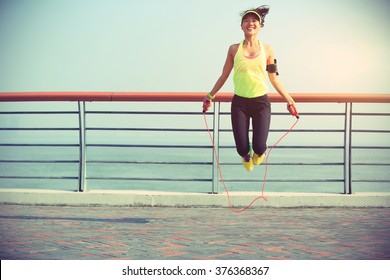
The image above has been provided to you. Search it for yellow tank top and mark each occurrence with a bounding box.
[233,40,268,98]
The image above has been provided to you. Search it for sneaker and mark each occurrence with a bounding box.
[242,154,254,172]
[253,153,265,165]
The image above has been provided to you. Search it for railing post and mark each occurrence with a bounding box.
[348,103,353,194]
[343,103,353,194]
[211,102,221,194]
[77,101,87,192]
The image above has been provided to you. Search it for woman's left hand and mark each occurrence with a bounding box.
[287,102,299,118]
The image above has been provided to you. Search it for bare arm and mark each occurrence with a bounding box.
[207,45,237,97]
[265,44,298,115]
[202,45,236,112]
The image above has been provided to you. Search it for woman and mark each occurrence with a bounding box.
[203,5,298,172]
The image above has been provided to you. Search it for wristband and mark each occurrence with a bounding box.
[207,93,215,100]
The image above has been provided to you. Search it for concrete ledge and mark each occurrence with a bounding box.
[0,189,390,208]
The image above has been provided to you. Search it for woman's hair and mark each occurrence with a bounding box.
[241,5,270,27]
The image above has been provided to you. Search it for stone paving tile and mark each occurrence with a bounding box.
[0,204,389,260]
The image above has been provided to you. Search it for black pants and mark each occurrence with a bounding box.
[231,94,271,157]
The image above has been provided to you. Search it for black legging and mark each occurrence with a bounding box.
[231,94,271,157]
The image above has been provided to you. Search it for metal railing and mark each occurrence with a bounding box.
[0,92,389,194]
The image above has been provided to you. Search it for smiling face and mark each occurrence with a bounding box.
[241,13,261,36]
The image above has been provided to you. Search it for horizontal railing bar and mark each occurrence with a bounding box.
[0,129,351,133]
[87,161,342,166]
[272,129,344,133]
[86,128,347,133]
[352,113,390,116]
[87,111,346,116]
[1,92,390,103]
[220,129,345,133]
[85,178,347,183]
[0,176,78,180]
[87,160,211,165]
[0,127,349,133]
[4,160,386,166]
[220,162,344,166]
[352,163,390,166]
[86,127,208,132]
[0,128,79,131]
[220,145,344,149]
[86,144,344,149]
[81,179,342,183]
[0,144,79,147]
[87,177,211,182]
[86,111,202,115]
[0,160,79,163]
[220,179,344,183]
[352,146,390,149]
[87,111,343,116]
[352,130,390,133]
[5,144,328,149]
[86,144,211,148]
[351,180,390,183]
[220,112,346,116]
[0,111,78,114]
[272,112,345,116]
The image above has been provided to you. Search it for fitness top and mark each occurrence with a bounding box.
[233,40,268,98]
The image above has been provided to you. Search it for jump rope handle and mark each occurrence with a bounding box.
[202,99,211,114]
[288,104,300,119]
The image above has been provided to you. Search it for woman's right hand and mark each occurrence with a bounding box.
[202,95,212,113]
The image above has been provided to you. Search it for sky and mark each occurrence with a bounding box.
[0,0,389,94]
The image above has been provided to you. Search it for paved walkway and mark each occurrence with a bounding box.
[0,204,389,260]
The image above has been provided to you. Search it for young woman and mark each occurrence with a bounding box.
[203,5,298,171]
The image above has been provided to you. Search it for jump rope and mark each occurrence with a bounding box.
[203,102,299,213]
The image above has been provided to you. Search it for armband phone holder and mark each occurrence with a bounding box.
[266,59,279,75]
